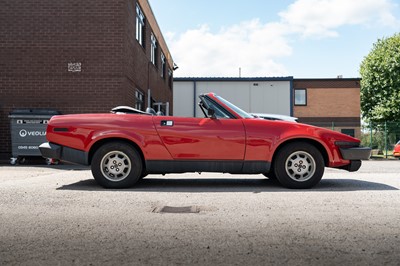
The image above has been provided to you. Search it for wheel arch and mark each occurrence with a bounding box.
[88,138,146,172]
[271,138,329,169]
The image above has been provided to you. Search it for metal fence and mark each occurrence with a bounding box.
[360,121,400,159]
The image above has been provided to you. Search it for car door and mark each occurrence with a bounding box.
[152,116,246,160]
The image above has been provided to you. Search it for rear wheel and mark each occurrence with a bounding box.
[262,171,276,180]
[91,142,142,188]
[273,142,324,189]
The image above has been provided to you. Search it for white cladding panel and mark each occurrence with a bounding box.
[195,82,251,118]
[249,81,291,115]
[173,80,291,117]
[173,81,195,117]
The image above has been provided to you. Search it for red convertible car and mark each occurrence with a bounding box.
[40,93,371,189]
[393,140,400,159]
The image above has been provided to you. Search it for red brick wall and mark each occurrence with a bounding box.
[294,88,360,118]
[0,0,173,160]
[124,0,173,113]
[293,79,361,138]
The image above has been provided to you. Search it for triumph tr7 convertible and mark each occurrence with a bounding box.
[39,93,371,189]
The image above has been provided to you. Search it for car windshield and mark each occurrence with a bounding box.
[215,95,253,118]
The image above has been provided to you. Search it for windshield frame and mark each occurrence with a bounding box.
[199,93,253,119]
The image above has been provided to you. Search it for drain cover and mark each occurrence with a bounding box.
[153,206,200,214]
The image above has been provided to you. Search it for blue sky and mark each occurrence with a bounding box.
[149,0,400,78]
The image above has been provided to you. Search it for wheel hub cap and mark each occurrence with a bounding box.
[285,151,316,182]
[100,151,131,182]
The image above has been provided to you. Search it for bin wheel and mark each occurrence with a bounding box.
[10,157,18,165]
[45,158,59,165]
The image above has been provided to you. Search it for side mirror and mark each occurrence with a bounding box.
[207,108,216,118]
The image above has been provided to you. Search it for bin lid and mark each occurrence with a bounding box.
[9,109,61,118]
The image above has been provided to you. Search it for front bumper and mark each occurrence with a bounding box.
[339,160,362,172]
[336,145,371,172]
[339,146,372,160]
[39,142,89,165]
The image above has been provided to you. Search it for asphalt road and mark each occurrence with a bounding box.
[0,160,399,265]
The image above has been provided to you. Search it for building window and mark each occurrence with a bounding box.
[150,33,157,66]
[294,89,307,106]
[168,69,172,88]
[135,90,144,111]
[161,52,166,78]
[136,4,145,47]
[341,129,355,137]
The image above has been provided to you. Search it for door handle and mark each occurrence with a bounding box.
[161,120,174,126]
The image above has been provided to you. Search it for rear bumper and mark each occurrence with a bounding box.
[340,147,372,160]
[39,142,89,165]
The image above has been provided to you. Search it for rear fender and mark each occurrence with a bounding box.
[86,130,145,151]
[86,129,173,161]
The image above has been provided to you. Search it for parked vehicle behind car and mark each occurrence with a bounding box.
[393,141,400,159]
[40,92,371,189]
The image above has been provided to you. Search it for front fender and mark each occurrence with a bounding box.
[271,126,352,167]
[271,135,334,164]
[243,119,341,165]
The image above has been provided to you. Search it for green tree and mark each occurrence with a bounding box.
[360,33,400,123]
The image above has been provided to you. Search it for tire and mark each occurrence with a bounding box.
[273,142,324,189]
[91,142,143,189]
[262,171,276,180]
[10,157,18,165]
[140,172,148,179]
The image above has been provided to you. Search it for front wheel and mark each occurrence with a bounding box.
[273,142,324,189]
[91,142,143,188]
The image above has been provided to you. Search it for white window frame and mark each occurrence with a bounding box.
[161,52,166,78]
[294,89,307,106]
[168,68,172,88]
[135,90,144,111]
[136,4,145,46]
[150,33,157,65]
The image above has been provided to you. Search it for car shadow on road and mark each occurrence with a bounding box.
[57,177,398,192]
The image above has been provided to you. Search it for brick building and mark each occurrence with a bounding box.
[293,78,361,138]
[0,0,174,160]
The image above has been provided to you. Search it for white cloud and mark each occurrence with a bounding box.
[168,0,400,77]
[169,20,292,77]
[279,0,400,37]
